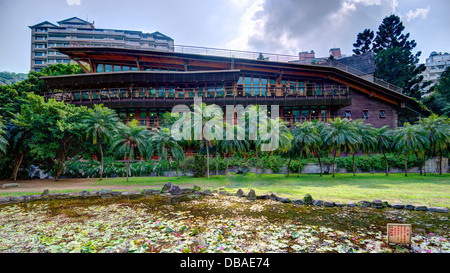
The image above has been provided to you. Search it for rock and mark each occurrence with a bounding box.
[0,197,10,204]
[10,196,22,203]
[324,201,334,207]
[335,202,345,207]
[202,189,211,195]
[89,190,100,196]
[304,194,313,205]
[193,185,202,191]
[247,189,257,201]
[144,189,154,195]
[372,199,383,209]
[269,193,277,201]
[358,201,371,208]
[181,188,193,194]
[257,194,269,200]
[80,190,88,198]
[30,195,41,201]
[219,187,225,190]
[277,197,290,203]
[100,189,112,195]
[292,199,305,205]
[169,185,182,195]
[49,193,60,199]
[236,189,244,197]
[428,207,449,213]
[392,203,405,209]
[313,200,323,206]
[347,201,356,207]
[414,206,427,211]
[405,204,415,210]
[1,183,20,189]
[42,189,49,197]
[161,182,172,193]
[219,190,227,195]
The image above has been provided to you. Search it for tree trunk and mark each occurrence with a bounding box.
[215,151,219,177]
[383,151,389,176]
[352,153,356,176]
[126,159,130,182]
[168,159,172,178]
[404,152,408,177]
[176,161,179,179]
[423,154,427,176]
[316,150,323,176]
[12,151,25,182]
[297,147,304,177]
[287,157,292,177]
[206,144,210,179]
[225,156,230,177]
[99,138,104,180]
[332,146,339,177]
[415,152,422,175]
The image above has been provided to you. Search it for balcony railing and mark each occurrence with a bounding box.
[44,86,350,103]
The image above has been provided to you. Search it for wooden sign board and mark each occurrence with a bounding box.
[387,224,412,244]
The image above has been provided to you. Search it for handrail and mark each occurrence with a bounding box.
[44,85,350,102]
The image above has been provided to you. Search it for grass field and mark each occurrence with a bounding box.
[83,173,450,207]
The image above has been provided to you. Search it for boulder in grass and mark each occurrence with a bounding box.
[219,190,227,195]
[324,201,334,207]
[428,207,449,213]
[372,199,383,209]
[405,204,415,210]
[202,189,211,195]
[0,197,10,204]
[269,193,277,201]
[391,203,405,209]
[236,189,244,197]
[335,202,345,207]
[414,206,427,211]
[277,197,290,203]
[304,194,313,205]
[358,201,371,208]
[169,185,182,195]
[161,182,172,193]
[193,185,202,191]
[347,201,356,207]
[313,200,323,206]
[292,199,305,205]
[247,189,257,201]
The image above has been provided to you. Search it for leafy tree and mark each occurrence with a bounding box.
[320,118,361,177]
[82,104,119,180]
[372,15,426,99]
[146,127,184,179]
[423,67,450,117]
[419,114,449,174]
[373,125,394,175]
[219,123,249,176]
[110,120,149,182]
[348,119,376,176]
[292,121,320,177]
[393,122,428,176]
[14,93,89,181]
[352,29,374,55]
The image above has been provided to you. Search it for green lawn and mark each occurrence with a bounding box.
[2,173,449,208]
[86,173,450,207]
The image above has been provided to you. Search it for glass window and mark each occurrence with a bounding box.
[380,110,386,118]
[310,106,318,118]
[345,111,351,118]
[301,107,309,119]
[35,60,43,64]
[104,64,112,73]
[119,109,127,120]
[122,66,130,71]
[113,65,121,72]
[128,109,135,120]
[96,64,104,73]
[131,66,139,71]
[363,110,369,119]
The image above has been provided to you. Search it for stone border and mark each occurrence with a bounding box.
[0,183,448,214]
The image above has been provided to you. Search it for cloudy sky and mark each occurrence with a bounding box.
[1,0,449,73]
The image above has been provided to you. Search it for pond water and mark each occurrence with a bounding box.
[0,194,448,253]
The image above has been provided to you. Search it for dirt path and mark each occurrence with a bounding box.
[0,178,164,194]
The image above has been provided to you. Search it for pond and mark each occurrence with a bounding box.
[0,193,448,253]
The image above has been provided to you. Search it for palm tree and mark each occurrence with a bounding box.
[348,119,376,176]
[256,117,292,173]
[110,120,149,182]
[82,104,119,180]
[219,123,249,176]
[373,125,394,175]
[419,114,449,175]
[146,127,184,179]
[311,120,326,176]
[292,120,321,177]
[320,117,361,177]
[190,102,223,179]
[393,122,428,177]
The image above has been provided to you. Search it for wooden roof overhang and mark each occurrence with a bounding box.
[49,47,428,113]
[42,69,241,87]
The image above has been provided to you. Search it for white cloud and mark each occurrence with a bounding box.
[66,0,81,6]
[404,6,430,22]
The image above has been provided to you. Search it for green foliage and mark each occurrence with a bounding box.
[352,29,374,55]
[0,71,27,86]
[423,67,450,117]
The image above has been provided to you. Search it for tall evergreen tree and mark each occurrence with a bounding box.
[372,15,426,99]
[352,29,374,55]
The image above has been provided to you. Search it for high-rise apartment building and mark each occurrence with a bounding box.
[29,17,174,72]
[421,51,450,94]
